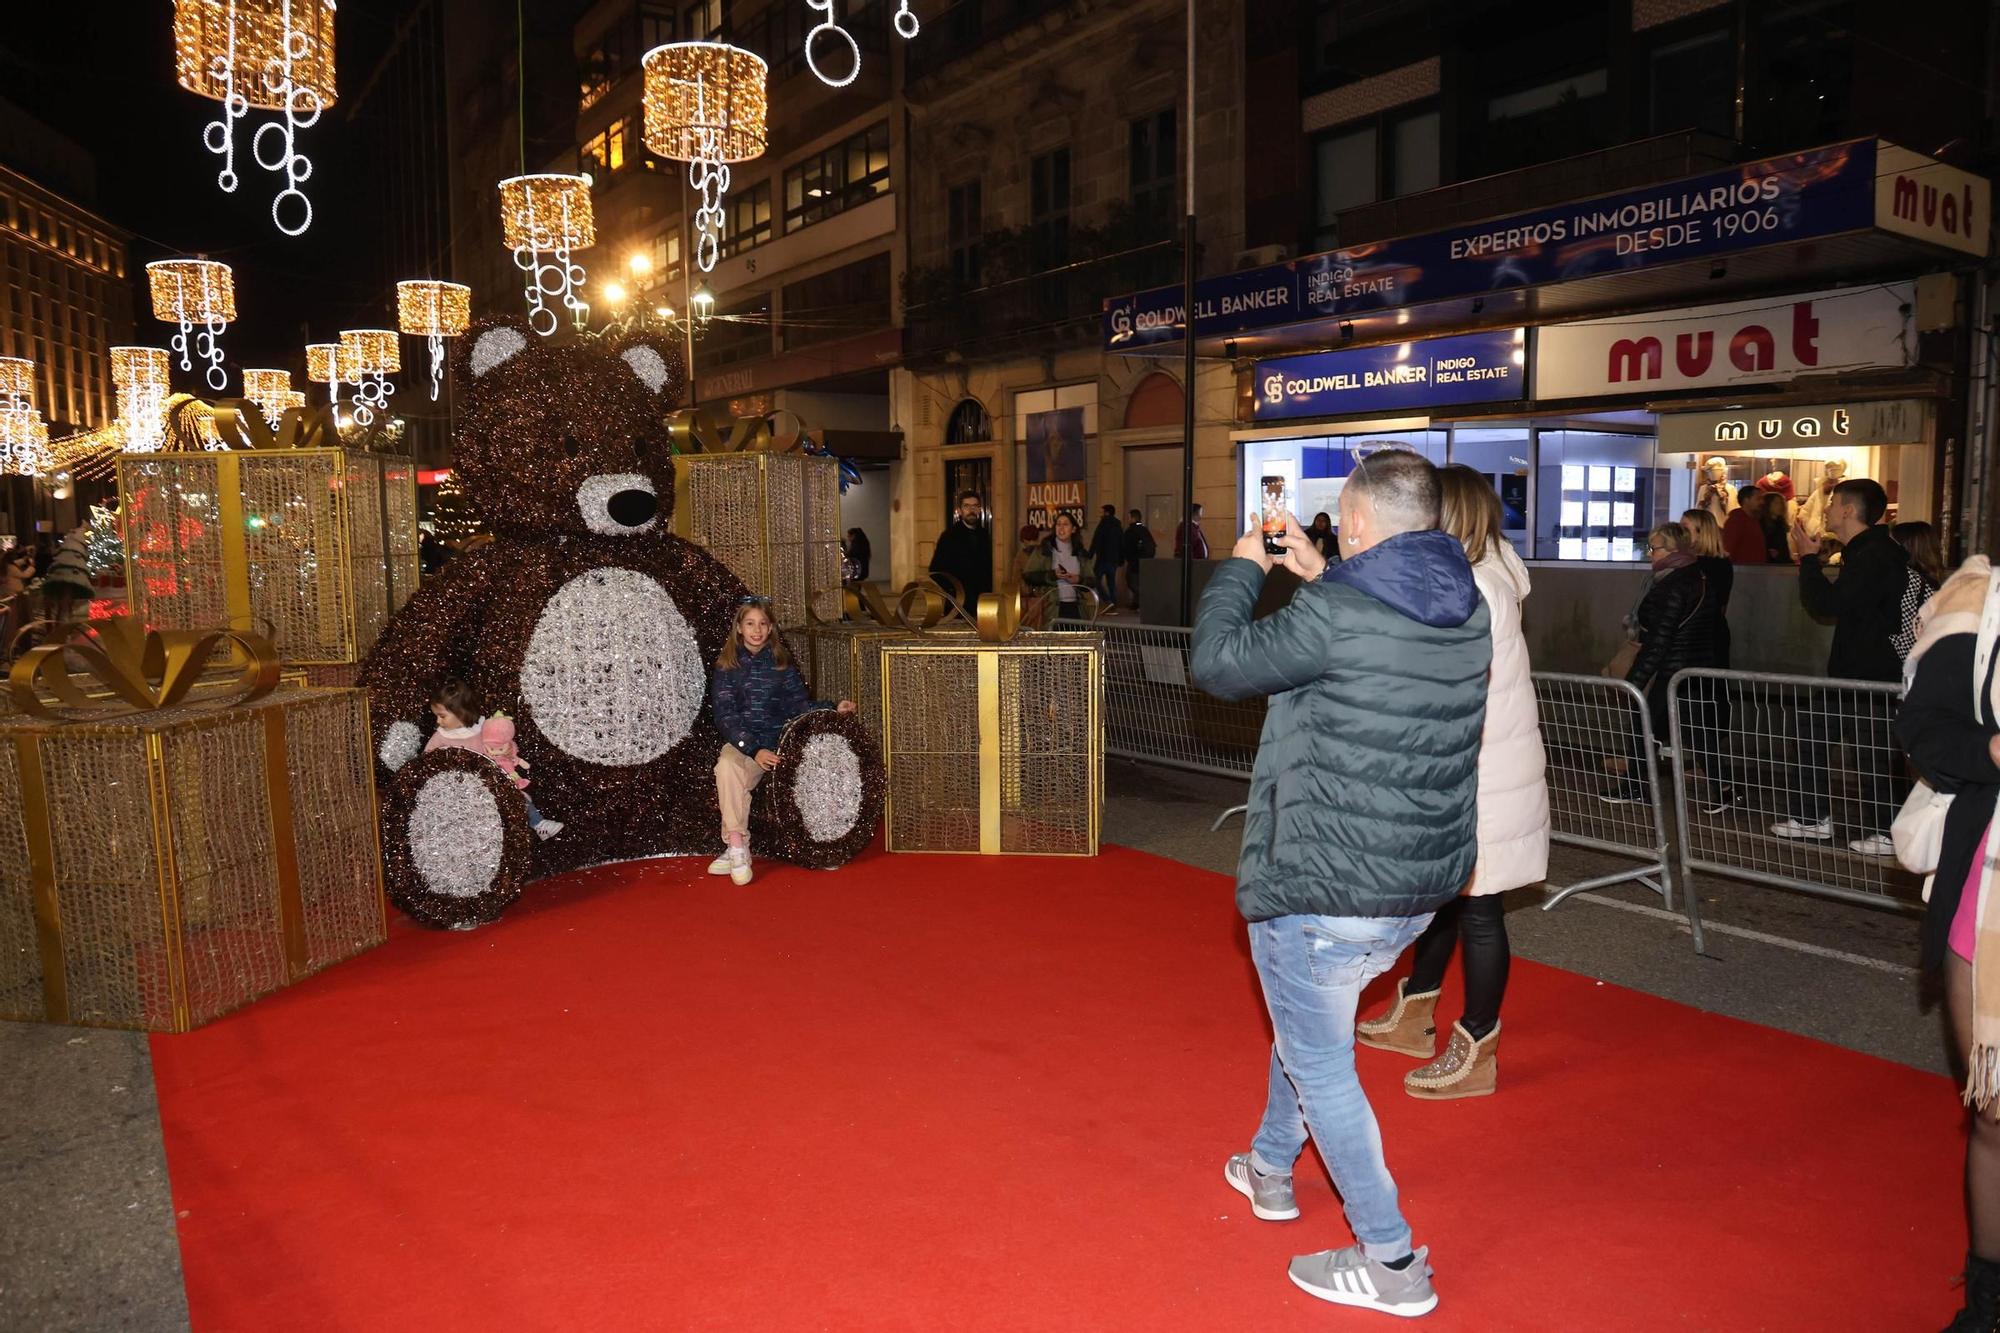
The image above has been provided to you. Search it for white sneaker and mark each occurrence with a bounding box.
[534,819,563,840]
[1771,817,1833,841]
[728,844,753,887]
[1848,833,1896,857]
[707,851,735,875]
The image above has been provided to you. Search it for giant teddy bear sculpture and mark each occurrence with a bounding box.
[358,318,883,928]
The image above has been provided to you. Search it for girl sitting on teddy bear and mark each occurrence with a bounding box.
[426,679,563,840]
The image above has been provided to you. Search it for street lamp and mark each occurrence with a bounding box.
[691,282,715,328]
[629,251,654,280]
[601,278,629,307]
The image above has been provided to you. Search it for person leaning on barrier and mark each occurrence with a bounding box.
[1602,521,1722,806]
[1190,449,1489,1318]
[1778,478,1907,853]
[1680,507,1740,813]
[1894,556,2000,1333]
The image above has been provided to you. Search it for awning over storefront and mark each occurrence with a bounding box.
[1104,139,1988,359]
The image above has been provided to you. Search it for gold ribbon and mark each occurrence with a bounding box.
[838,576,1099,642]
[8,618,281,721]
[165,395,341,452]
[665,407,819,455]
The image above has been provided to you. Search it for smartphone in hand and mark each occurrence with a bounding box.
[1260,476,1291,556]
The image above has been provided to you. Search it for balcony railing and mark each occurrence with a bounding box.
[904,240,1179,361]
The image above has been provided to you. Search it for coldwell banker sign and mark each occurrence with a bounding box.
[1253,330,1526,421]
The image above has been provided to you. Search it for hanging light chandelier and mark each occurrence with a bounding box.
[339,329,399,426]
[803,0,918,89]
[305,340,343,408]
[498,174,596,337]
[240,368,298,426]
[146,259,238,391]
[395,280,472,400]
[0,356,48,477]
[641,42,768,275]
[111,346,173,452]
[173,0,339,237]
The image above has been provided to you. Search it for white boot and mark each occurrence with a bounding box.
[729,842,754,887]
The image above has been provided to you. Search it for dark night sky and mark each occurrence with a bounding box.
[0,4,432,378]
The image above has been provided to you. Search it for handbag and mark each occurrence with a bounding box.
[1600,639,1639,680]
[1894,569,2000,876]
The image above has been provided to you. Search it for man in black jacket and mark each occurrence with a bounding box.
[928,490,993,603]
[1090,504,1123,611]
[1122,509,1155,609]
[1775,478,1906,853]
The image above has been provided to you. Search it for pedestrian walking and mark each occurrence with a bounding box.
[1192,449,1489,1319]
[1357,466,1547,1100]
[1122,508,1155,610]
[1090,504,1123,613]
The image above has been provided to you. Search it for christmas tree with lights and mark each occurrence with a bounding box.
[84,503,124,578]
[429,471,485,543]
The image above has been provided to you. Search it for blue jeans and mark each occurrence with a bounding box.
[1247,912,1432,1260]
[1095,567,1118,604]
[523,794,545,829]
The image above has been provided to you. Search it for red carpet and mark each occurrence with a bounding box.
[152,845,1964,1331]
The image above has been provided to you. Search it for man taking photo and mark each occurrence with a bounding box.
[1191,450,1490,1318]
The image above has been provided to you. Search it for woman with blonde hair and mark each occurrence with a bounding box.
[1681,508,1737,811]
[1358,466,1548,1099]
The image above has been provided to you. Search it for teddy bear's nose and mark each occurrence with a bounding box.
[607,488,658,528]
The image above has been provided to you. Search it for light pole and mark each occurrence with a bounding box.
[1177,0,1198,624]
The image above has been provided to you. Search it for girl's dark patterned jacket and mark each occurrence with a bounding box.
[711,646,828,754]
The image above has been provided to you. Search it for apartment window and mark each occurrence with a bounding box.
[1030,146,1071,269]
[1129,108,1176,226]
[720,181,773,257]
[1649,29,1734,137]
[781,253,890,351]
[1311,106,1438,249]
[683,0,725,40]
[581,118,631,177]
[783,122,891,233]
[1310,0,1425,80]
[1751,0,1853,153]
[1481,68,1610,174]
[579,25,629,113]
[947,181,982,287]
[640,4,676,48]
[647,229,683,286]
[705,292,769,366]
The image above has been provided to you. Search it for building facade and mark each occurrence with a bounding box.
[0,99,135,542]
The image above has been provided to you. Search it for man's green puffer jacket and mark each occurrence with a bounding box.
[1191,530,1492,922]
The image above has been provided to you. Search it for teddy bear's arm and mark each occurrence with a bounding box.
[358,545,502,770]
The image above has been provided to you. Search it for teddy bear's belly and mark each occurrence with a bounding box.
[518,566,706,767]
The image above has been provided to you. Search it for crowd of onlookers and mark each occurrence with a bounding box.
[926,490,1191,618]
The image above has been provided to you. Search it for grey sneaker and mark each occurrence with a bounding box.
[1288,1245,1437,1318]
[1223,1153,1299,1221]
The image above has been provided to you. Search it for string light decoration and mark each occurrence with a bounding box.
[498,174,596,337]
[0,356,48,477]
[305,339,344,408]
[802,0,919,88]
[111,347,173,452]
[173,0,338,237]
[339,329,400,426]
[640,42,768,274]
[240,368,297,426]
[396,280,472,400]
[147,259,238,391]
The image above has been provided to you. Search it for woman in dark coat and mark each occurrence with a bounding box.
[1603,521,1721,804]
[1680,507,1736,811]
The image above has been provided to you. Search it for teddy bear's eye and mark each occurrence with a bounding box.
[561,434,580,458]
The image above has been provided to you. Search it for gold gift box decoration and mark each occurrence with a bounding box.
[117,445,419,666]
[1,621,387,1030]
[868,582,1104,857]
[669,408,841,630]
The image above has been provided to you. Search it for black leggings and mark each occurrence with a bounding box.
[1405,895,1510,1040]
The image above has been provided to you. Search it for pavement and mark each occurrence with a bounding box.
[0,757,1949,1331]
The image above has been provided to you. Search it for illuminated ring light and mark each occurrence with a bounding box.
[396,280,472,401]
[499,174,595,337]
[893,1,920,39]
[640,43,768,275]
[804,1,861,89]
[146,259,237,393]
[340,328,401,428]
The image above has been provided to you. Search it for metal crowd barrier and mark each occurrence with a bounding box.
[1090,621,1265,781]
[1666,669,1919,923]
[1529,673,1688,939]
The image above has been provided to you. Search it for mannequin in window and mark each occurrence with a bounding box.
[1695,457,1737,526]
[1797,458,1850,544]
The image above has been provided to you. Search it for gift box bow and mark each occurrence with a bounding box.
[8,618,281,721]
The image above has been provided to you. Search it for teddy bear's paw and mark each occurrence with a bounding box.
[379,719,424,772]
[380,748,535,928]
[754,709,883,869]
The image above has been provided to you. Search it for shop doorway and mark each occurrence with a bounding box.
[1123,444,1183,538]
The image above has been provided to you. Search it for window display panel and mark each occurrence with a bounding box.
[1663,444,1930,538]
[1239,431,1445,537]
[1443,427,1531,557]
[1534,431,1675,562]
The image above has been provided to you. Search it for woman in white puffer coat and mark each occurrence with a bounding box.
[1357,464,1550,1099]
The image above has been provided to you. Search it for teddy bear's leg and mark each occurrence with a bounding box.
[380,749,536,928]
[751,710,883,869]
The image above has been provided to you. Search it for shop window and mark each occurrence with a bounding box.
[1129,108,1176,233]
[1030,146,1071,270]
[948,181,982,288]
[1648,28,1734,138]
[1533,430,1671,563]
[945,399,992,445]
[1239,431,1445,539]
[720,180,772,258]
[1445,427,1532,557]
[780,253,889,351]
[783,122,891,234]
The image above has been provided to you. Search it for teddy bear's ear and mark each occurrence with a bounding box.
[611,330,687,401]
[456,316,535,382]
